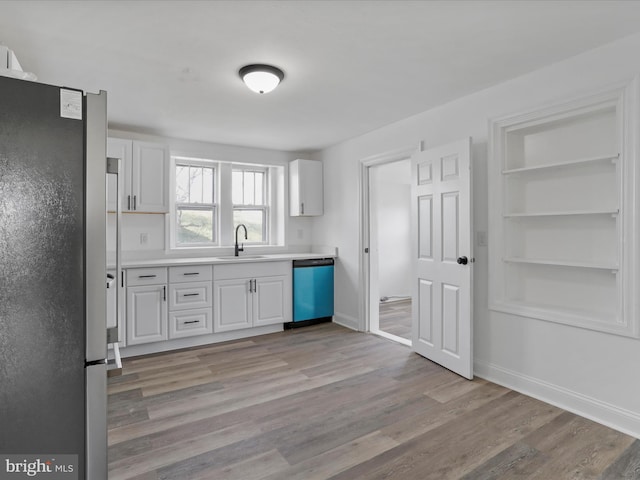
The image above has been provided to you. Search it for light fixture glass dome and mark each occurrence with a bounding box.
[239,64,284,94]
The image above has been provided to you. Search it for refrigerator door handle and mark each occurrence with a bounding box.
[107,155,122,346]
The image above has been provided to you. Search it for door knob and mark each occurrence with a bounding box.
[457,256,468,265]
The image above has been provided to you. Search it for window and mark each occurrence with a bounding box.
[175,162,216,245]
[171,157,284,250]
[232,167,268,244]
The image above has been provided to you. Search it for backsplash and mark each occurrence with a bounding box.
[107,213,165,252]
[107,213,314,254]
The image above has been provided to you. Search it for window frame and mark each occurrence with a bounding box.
[232,166,269,245]
[174,159,218,247]
[170,156,285,252]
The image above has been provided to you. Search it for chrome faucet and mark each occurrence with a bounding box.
[234,224,248,256]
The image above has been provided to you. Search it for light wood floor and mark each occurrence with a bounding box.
[379,298,412,340]
[108,323,640,480]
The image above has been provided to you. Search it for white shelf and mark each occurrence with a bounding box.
[488,83,639,337]
[490,300,622,335]
[503,209,618,218]
[502,154,618,175]
[503,257,618,271]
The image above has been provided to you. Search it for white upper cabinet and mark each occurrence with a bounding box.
[289,159,323,216]
[107,138,169,213]
[488,80,640,338]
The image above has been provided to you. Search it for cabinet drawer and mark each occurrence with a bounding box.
[126,267,167,286]
[169,265,212,283]
[169,281,212,310]
[169,308,212,339]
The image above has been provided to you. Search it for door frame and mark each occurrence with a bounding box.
[358,144,419,341]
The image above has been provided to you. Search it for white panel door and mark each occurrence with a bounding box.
[412,138,473,379]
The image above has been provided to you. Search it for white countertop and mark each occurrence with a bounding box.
[108,246,337,269]
[121,252,335,269]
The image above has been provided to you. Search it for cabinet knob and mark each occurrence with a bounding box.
[457,256,468,265]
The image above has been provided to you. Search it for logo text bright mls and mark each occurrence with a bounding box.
[3,457,74,477]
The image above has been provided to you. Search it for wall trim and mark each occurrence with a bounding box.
[475,359,640,440]
[333,312,360,331]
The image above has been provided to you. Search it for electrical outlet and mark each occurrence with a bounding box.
[297,228,304,240]
[140,233,148,245]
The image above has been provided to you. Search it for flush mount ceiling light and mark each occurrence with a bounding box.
[239,64,285,94]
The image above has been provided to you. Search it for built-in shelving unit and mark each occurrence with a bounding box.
[489,82,639,337]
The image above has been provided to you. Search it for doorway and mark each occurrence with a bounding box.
[367,157,413,346]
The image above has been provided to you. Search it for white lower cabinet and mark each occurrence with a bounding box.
[168,265,213,339]
[127,284,168,345]
[123,262,292,349]
[126,267,168,346]
[214,261,292,333]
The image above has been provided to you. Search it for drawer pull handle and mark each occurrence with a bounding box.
[183,293,199,297]
[183,320,200,325]
[183,272,199,276]
[138,275,157,278]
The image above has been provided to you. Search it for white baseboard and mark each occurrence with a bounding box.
[474,360,640,440]
[333,311,360,331]
[118,325,283,358]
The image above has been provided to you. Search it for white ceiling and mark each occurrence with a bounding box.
[3,1,640,152]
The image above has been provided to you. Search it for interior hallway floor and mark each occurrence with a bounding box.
[107,323,639,480]
[379,298,412,341]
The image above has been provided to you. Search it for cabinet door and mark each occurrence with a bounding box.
[254,275,289,326]
[126,285,168,345]
[132,141,169,212]
[106,138,132,212]
[290,159,323,216]
[213,278,252,332]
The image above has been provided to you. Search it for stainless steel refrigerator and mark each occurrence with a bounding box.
[0,75,108,479]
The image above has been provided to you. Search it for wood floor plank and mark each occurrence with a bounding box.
[598,439,640,479]
[459,441,549,480]
[381,381,512,444]
[426,376,488,403]
[109,421,261,480]
[327,391,563,480]
[524,415,636,479]
[263,431,399,480]
[186,449,290,480]
[108,323,639,480]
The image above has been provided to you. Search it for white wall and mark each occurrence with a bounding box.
[314,32,640,438]
[107,129,318,256]
[370,159,411,299]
